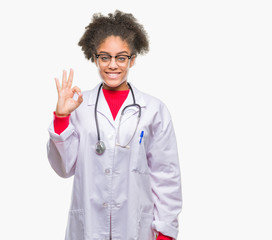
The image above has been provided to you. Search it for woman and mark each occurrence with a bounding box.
[47,10,182,240]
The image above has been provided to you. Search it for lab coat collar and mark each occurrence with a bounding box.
[87,82,147,107]
[87,82,146,128]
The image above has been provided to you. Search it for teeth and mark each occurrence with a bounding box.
[107,73,119,78]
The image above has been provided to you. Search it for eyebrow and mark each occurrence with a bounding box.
[98,51,130,55]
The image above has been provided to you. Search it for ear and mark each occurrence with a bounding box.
[129,55,136,68]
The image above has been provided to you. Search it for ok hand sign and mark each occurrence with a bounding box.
[55,69,83,117]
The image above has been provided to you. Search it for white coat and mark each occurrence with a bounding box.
[47,83,182,240]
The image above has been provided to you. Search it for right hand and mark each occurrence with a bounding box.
[55,69,83,117]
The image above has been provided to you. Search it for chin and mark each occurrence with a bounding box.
[102,78,128,90]
[103,75,126,85]
[104,80,122,87]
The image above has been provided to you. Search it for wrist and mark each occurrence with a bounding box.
[157,232,173,240]
[53,112,70,135]
[55,111,70,118]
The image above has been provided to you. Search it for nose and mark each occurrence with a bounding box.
[108,57,118,69]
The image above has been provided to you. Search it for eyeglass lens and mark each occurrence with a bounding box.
[97,54,131,66]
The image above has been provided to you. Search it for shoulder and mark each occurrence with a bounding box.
[132,84,166,107]
[132,84,172,123]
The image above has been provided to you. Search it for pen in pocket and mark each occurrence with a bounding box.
[139,131,144,144]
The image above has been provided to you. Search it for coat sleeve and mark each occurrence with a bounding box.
[147,105,182,240]
[47,117,79,178]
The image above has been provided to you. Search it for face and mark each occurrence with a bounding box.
[94,35,135,90]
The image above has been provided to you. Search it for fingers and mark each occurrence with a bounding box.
[77,94,83,104]
[61,70,67,88]
[55,78,61,93]
[72,86,81,94]
[72,86,83,103]
[67,68,74,88]
[55,69,74,90]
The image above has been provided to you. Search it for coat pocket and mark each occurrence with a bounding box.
[65,209,84,240]
[137,212,154,240]
[131,142,149,175]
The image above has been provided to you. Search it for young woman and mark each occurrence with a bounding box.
[47,10,182,240]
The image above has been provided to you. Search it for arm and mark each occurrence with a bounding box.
[53,112,70,135]
[47,113,79,178]
[47,69,83,178]
[148,107,182,240]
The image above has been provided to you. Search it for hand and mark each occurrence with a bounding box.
[55,69,83,117]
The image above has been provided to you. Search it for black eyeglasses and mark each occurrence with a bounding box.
[95,54,133,66]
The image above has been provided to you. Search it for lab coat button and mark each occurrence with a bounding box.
[105,169,111,175]
[102,202,108,208]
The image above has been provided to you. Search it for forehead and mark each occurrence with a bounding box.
[97,35,131,54]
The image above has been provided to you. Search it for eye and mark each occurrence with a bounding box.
[100,55,110,61]
[116,55,127,62]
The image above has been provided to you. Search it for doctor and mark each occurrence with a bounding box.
[47,10,182,240]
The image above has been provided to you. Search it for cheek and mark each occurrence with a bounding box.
[96,65,105,80]
[97,65,104,75]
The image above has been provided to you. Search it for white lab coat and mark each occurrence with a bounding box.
[47,83,182,240]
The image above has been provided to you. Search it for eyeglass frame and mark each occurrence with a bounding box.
[95,53,134,66]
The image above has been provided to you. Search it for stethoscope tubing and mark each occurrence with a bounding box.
[94,82,141,155]
[94,83,103,142]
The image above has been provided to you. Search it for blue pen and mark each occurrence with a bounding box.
[139,131,144,144]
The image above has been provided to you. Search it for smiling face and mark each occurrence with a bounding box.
[94,35,136,90]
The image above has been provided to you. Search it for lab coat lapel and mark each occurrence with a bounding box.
[87,83,146,128]
[117,83,146,125]
[87,83,116,128]
[97,88,116,128]
[114,90,134,125]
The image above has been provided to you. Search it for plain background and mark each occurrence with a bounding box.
[0,0,271,239]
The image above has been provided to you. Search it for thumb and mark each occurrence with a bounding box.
[72,86,83,106]
[76,93,83,105]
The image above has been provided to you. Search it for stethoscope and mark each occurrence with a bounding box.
[95,83,141,155]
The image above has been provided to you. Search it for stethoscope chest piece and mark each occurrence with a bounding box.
[95,140,106,155]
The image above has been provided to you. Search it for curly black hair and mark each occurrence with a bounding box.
[78,10,149,62]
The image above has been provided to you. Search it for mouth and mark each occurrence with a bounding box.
[106,72,121,79]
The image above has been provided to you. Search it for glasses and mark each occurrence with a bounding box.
[95,54,133,67]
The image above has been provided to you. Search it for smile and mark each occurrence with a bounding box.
[106,72,121,79]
